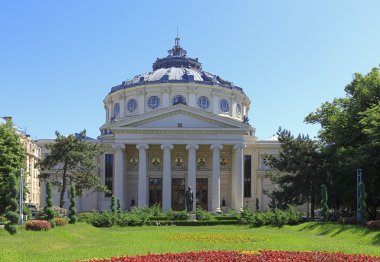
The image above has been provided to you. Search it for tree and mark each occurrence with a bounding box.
[44,179,55,226]
[117,198,121,214]
[111,195,116,213]
[320,184,328,221]
[39,130,107,208]
[0,119,25,215]
[68,183,77,224]
[268,192,277,211]
[265,128,325,219]
[358,182,367,225]
[306,67,380,219]
[4,173,19,235]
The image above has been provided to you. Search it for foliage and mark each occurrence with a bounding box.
[68,183,77,224]
[0,119,25,215]
[130,204,163,217]
[358,182,367,225]
[117,213,145,226]
[305,67,380,220]
[4,173,19,234]
[38,130,107,208]
[255,198,259,211]
[248,206,303,228]
[195,207,212,221]
[238,207,254,224]
[53,217,68,227]
[44,179,55,228]
[320,184,328,221]
[268,192,277,211]
[90,211,116,228]
[111,195,116,213]
[83,250,380,262]
[0,215,7,224]
[167,210,190,221]
[117,198,121,213]
[25,220,51,231]
[78,212,95,223]
[265,128,325,219]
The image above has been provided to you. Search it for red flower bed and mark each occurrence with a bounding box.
[81,250,380,262]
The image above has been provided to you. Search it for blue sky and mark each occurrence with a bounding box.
[0,1,379,140]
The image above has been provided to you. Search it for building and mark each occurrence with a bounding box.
[37,37,280,212]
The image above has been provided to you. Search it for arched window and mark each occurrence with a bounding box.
[114,103,120,118]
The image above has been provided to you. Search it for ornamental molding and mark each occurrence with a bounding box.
[112,143,125,151]
[136,143,149,150]
[161,144,174,150]
[186,144,199,150]
[210,144,223,151]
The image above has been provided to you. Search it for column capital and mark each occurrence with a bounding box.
[233,144,245,151]
[186,144,199,151]
[136,143,149,151]
[210,144,223,151]
[112,144,125,151]
[161,144,174,151]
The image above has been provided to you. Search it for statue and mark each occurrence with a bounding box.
[185,186,194,212]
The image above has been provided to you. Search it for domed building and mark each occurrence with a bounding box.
[95,37,280,212]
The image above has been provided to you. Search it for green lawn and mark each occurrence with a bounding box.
[0,222,379,261]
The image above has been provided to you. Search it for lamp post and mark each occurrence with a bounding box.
[19,168,23,225]
[356,169,362,221]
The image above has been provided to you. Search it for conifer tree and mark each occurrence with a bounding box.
[68,183,77,224]
[44,179,55,227]
[4,173,19,235]
[111,195,116,213]
[117,198,121,214]
[320,184,328,221]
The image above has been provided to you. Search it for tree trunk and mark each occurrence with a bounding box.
[59,160,68,208]
[310,187,315,220]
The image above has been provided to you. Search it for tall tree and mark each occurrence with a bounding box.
[68,183,77,224]
[39,130,107,208]
[4,173,19,235]
[265,128,325,219]
[0,119,25,215]
[306,67,380,219]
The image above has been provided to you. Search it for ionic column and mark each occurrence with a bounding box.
[210,144,223,212]
[112,144,126,210]
[186,144,199,211]
[161,144,173,211]
[234,144,245,211]
[136,143,149,207]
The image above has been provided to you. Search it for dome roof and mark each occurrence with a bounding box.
[110,37,244,95]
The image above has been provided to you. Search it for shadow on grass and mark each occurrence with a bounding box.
[298,222,371,237]
[371,232,380,246]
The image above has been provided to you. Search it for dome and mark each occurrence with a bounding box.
[110,37,244,94]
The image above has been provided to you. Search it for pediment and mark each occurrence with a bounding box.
[111,104,248,130]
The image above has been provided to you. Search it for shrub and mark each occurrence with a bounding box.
[131,204,163,218]
[0,215,8,225]
[25,220,51,231]
[52,206,67,218]
[78,212,95,223]
[4,173,19,235]
[54,217,68,227]
[195,208,212,221]
[285,205,303,225]
[250,212,265,227]
[90,211,116,228]
[367,220,380,231]
[117,213,145,226]
[238,208,254,224]
[168,210,190,221]
[68,184,78,224]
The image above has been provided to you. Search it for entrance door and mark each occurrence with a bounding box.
[149,178,162,207]
[196,178,208,210]
[172,178,185,211]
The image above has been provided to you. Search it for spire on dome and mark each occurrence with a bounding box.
[168,31,187,57]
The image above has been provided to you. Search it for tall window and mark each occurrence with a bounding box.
[105,154,113,197]
[244,155,252,198]
[114,103,120,118]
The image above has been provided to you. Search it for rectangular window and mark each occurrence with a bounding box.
[105,154,113,197]
[244,155,252,198]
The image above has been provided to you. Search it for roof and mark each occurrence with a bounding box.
[109,37,245,95]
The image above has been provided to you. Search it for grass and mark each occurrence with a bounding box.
[0,222,379,261]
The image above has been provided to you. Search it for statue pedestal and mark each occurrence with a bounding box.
[189,214,197,221]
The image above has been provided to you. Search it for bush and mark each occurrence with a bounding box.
[131,204,163,218]
[249,206,302,228]
[53,206,67,218]
[0,215,8,225]
[285,205,303,225]
[168,210,190,221]
[78,212,95,223]
[367,220,380,231]
[250,212,265,227]
[90,211,116,228]
[238,208,254,224]
[117,213,145,226]
[25,220,51,231]
[54,217,68,227]
[195,208,212,221]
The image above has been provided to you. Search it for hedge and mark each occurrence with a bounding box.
[25,220,51,231]
[54,217,68,227]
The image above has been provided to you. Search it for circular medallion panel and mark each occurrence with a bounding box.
[220,99,229,112]
[127,99,137,112]
[147,96,160,109]
[198,96,210,109]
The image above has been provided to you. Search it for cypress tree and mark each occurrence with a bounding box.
[68,183,77,224]
[111,195,116,213]
[4,173,19,235]
[117,198,121,213]
[268,192,277,211]
[358,182,367,225]
[255,198,260,211]
[320,184,328,221]
[44,179,55,227]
